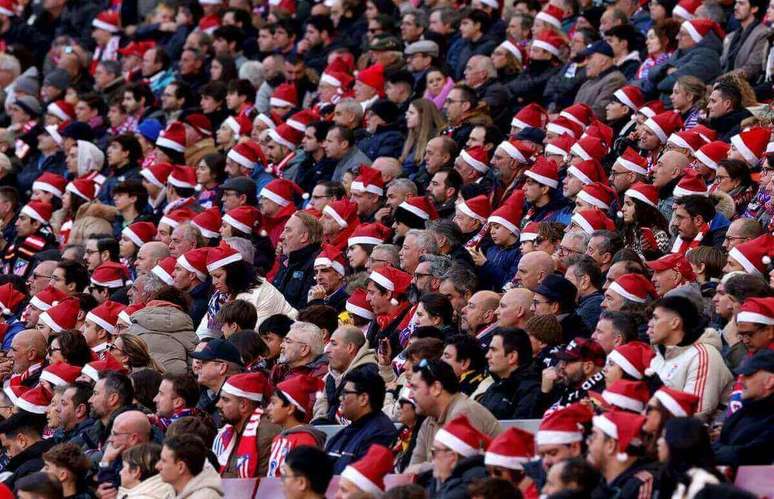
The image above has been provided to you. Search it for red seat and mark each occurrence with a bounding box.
[735,465,774,498]
[385,474,415,488]
[222,478,259,499]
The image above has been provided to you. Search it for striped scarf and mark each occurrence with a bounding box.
[213,407,264,478]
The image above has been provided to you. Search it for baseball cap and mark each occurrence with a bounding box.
[190,339,243,366]
[735,349,774,376]
[554,338,606,367]
[534,274,578,307]
[369,34,402,52]
[645,253,695,281]
[580,41,614,58]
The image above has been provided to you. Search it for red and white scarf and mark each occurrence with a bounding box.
[670,223,709,255]
[213,407,263,478]
[8,362,42,387]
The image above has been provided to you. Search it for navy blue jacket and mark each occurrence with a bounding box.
[713,394,774,466]
[325,410,398,474]
[356,124,404,162]
[479,243,520,291]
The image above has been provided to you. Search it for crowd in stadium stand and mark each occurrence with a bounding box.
[0,0,771,498]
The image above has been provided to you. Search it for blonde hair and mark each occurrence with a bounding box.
[400,98,446,165]
[118,334,164,373]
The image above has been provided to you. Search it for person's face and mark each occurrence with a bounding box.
[201,95,221,114]
[736,323,774,354]
[605,99,630,122]
[412,260,435,294]
[601,286,626,311]
[400,14,423,42]
[304,25,323,47]
[531,292,555,316]
[441,344,466,378]
[489,222,516,247]
[515,259,541,291]
[0,433,24,459]
[522,178,547,203]
[153,379,179,418]
[538,442,578,472]
[216,392,247,424]
[712,283,736,319]
[591,319,620,354]
[161,85,183,112]
[713,165,740,193]
[345,244,368,270]
[562,171,585,199]
[15,214,38,238]
[399,234,420,273]
[668,83,690,114]
[586,427,610,469]
[314,266,343,294]
[542,461,568,497]
[58,387,80,430]
[323,129,348,159]
[428,171,451,204]
[281,215,310,255]
[260,332,283,360]
[673,205,701,240]
[258,28,275,51]
[741,369,773,400]
[487,334,515,377]
[735,0,755,20]
[647,306,679,345]
[676,26,696,50]
[416,302,440,327]
[366,280,392,315]
[179,50,200,75]
[156,445,182,484]
[707,89,731,119]
[425,70,446,97]
[425,139,449,173]
[284,61,305,82]
[453,209,480,235]
[89,379,113,419]
[443,89,467,123]
[403,104,422,130]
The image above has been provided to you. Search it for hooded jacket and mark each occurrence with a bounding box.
[175,465,224,499]
[118,474,175,499]
[650,32,722,95]
[477,362,542,419]
[127,301,199,375]
[65,202,118,245]
[649,328,734,420]
[234,278,298,330]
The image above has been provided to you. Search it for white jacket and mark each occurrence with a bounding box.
[118,474,175,499]
[649,328,733,420]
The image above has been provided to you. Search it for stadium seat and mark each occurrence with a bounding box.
[734,465,774,498]
[223,477,259,499]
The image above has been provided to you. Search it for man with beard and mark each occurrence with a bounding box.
[191,339,244,425]
[270,322,328,386]
[414,136,457,193]
[214,372,282,477]
[460,291,500,347]
[427,169,462,219]
[541,338,606,411]
[453,195,490,247]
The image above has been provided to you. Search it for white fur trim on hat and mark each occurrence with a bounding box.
[349,236,382,247]
[15,396,47,414]
[613,89,637,111]
[458,201,486,223]
[673,184,707,198]
[736,311,774,325]
[673,5,694,20]
[346,301,374,320]
[531,39,560,57]
[434,428,479,458]
[520,231,539,242]
[729,246,763,276]
[21,205,49,224]
[314,257,345,275]
[546,122,575,138]
[602,390,645,412]
[592,415,618,439]
[607,350,644,379]
[499,40,522,62]
[140,169,165,189]
[268,128,296,150]
[398,201,430,220]
[609,281,645,303]
[567,165,592,185]
[488,215,518,235]
[122,226,145,248]
[206,252,243,273]
[369,270,394,291]
[223,213,252,235]
[571,213,594,235]
[643,118,667,143]
[624,188,657,208]
[92,18,120,33]
[460,150,489,173]
[270,97,295,108]
[681,21,703,43]
[536,430,583,446]
[156,136,185,153]
[576,190,609,210]
[40,370,68,387]
[694,149,718,171]
[260,187,291,207]
[570,143,591,161]
[497,141,527,163]
[152,265,174,286]
[32,179,63,198]
[45,124,63,146]
[524,170,559,189]
[256,114,276,129]
[223,116,241,136]
[616,158,647,175]
[544,144,568,159]
[350,181,384,196]
[227,149,258,170]
[511,117,532,130]
[221,381,263,401]
[484,452,528,471]
[91,276,126,288]
[323,205,348,228]
[86,311,115,334]
[39,311,64,333]
[82,364,100,382]
[730,133,758,165]
[535,12,562,29]
[191,221,219,239]
[177,255,207,281]
[320,73,342,87]
[341,466,383,497]
[654,390,687,417]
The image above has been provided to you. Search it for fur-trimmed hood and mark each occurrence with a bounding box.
[75,201,118,222]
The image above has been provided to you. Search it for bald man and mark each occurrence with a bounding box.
[461,291,501,347]
[651,151,689,219]
[26,260,58,295]
[97,410,152,498]
[495,288,534,329]
[722,218,763,251]
[135,242,170,276]
[513,251,555,291]
[372,157,402,184]
[4,330,47,387]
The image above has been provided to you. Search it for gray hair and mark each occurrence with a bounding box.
[387,178,417,196]
[590,230,622,256]
[372,244,400,267]
[238,60,265,90]
[403,8,428,29]
[425,219,462,248]
[336,98,364,123]
[406,229,439,254]
[225,237,255,264]
[431,6,459,27]
[419,254,452,278]
[472,56,497,79]
[564,230,590,249]
[290,321,324,357]
[142,273,166,298]
[442,265,478,295]
[98,60,122,77]
[0,55,20,79]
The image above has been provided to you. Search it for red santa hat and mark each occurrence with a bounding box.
[499,39,526,64]
[624,182,659,209]
[351,166,385,196]
[140,162,174,189]
[609,273,657,304]
[643,111,683,143]
[260,178,303,207]
[47,100,76,122]
[206,242,243,273]
[536,3,564,29]
[536,403,593,446]
[613,86,645,112]
[192,207,222,239]
[511,103,548,130]
[692,124,717,143]
[646,252,696,282]
[314,244,347,275]
[568,159,607,185]
[737,297,774,325]
[369,266,412,297]
[519,221,540,242]
[602,380,651,413]
[592,411,646,461]
[544,135,575,159]
[270,82,299,108]
[341,445,394,496]
[185,113,214,137]
[66,177,98,202]
[255,113,277,129]
[484,427,535,470]
[584,121,614,149]
[525,157,560,189]
[2,384,28,406]
[122,221,157,248]
[92,10,121,33]
[348,223,391,247]
[177,247,210,282]
[29,286,69,312]
[681,19,724,43]
[156,122,186,153]
[571,136,607,162]
[346,288,374,321]
[667,130,706,153]
[0,283,23,316]
[16,385,52,414]
[615,147,648,175]
[434,414,491,457]
[228,141,267,170]
[730,127,770,165]
[277,374,325,421]
[286,110,318,133]
[32,173,67,199]
[608,342,656,380]
[639,100,664,119]
[531,30,567,58]
[222,372,270,402]
[85,300,125,334]
[21,200,53,224]
[118,302,146,326]
[223,205,260,235]
[673,169,709,198]
[459,146,491,174]
[560,104,594,128]
[694,141,730,171]
[0,0,15,17]
[357,64,385,96]
[654,386,700,417]
[546,116,583,139]
[90,262,130,289]
[673,0,701,19]
[577,182,616,211]
[397,196,438,221]
[118,40,156,59]
[159,208,195,229]
[571,208,615,234]
[323,198,359,228]
[487,203,522,236]
[458,195,492,223]
[40,362,82,388]
[152,257,177,286]
[223,115,253,138]
[321,57,354,89]
[39,298,80,333]
[82,355,128,382]
[728,234,773,276]
[497,139,535,163]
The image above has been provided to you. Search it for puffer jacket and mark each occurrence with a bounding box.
[175,465,223,499]
[66,202,118,245]
[313,342,378,423]
[127,301,198,375]
[649,32,722,95]
[118,474,175,499]
[356,123,404,161]
[649,328,734,420]
[235,279,297,329]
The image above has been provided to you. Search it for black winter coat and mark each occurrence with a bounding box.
[712,394,774,466]
[507,60,562,107]
[356,123,404,161]
[478,362,542,419]
[325,411,398,474]
[427,455,488,499]
[2,438,56,489]
[272,242,321,310]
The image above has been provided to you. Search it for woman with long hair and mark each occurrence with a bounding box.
[636,19,679,80]
[110,333,164,372]
[670,76,706,129]
[118,443,175,498]
[196,153,227,210]
[491,41,522,84]
[210,55,238,83]
[414,292,457,338]
[399,98,446,177]
[619,182,671,259]
[712,159,755,219]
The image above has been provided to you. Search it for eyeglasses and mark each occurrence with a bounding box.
[414,273,432,279]
[49,275,64,283]
[431,447,454,457]
[532,299,551,306]
[108,344,126,354]
[444,98,466,105]
[736,326,764,338]
[30,273,52,281]
[84,249,99,255]
[340,389,361,396]
[416,358,441,381]
[558,245,584,256]
[47,347,61,355]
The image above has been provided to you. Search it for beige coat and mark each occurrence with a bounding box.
[175,466,223,499]
[118,474,175,499]
[64,202,118,245]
